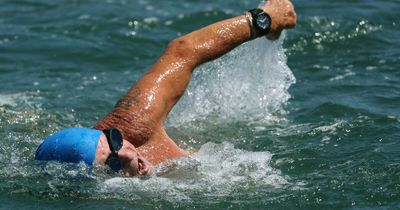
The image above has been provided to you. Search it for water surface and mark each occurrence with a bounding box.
[0,0,399,209]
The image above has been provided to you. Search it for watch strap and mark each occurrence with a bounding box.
[244,12,256,38]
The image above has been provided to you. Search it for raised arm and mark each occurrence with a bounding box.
[95,0,296,148]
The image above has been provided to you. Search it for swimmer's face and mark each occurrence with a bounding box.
[95,134,153,176]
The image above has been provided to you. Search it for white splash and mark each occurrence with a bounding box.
[0,92,42,108]
[0,93,24,106]
[100,36,296,201]
[167,34,295,128]
[100,142,288,203]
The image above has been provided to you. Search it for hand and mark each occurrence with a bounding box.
[260,0,297,40]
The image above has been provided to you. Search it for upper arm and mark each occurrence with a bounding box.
[95,16,252,146]
[95,38,197,146]
[133,38,197,123]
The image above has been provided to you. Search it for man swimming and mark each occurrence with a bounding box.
[35,0,297,177]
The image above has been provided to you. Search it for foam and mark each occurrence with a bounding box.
[0,92,44,129]
[94,35,298,203]
[8,33,295,203]
[166,34,295,127]
[0,92,42,108]
[100,142,288,203]
[0,93,23,106]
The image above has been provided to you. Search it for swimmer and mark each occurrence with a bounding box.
[35,0,296,177]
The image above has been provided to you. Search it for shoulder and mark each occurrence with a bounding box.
[95,107,156,147]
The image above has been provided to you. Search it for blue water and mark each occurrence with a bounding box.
[1,0,399,209]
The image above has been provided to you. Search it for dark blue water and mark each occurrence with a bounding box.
[1,0,399,209]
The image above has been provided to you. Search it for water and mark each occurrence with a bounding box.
[1,0,399,209]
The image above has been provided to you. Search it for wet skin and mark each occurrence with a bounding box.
[94,0,296,176]
[95,134,153,176]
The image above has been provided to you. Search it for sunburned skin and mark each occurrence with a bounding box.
[95,134,153,176]
[94,0,296,174]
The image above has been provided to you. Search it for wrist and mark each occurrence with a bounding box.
[244,9,272,39]
[243,12,256,39]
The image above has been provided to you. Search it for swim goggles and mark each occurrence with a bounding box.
[102,128,123,172]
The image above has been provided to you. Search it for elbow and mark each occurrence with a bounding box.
[166,37,194,61]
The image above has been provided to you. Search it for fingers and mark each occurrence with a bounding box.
[282,1,297,29]
[285,10,297,28]
[261,0,296,39]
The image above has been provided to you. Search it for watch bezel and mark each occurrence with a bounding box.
[248,8,272,36]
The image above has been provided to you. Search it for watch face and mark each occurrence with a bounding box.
[256,13,271,30]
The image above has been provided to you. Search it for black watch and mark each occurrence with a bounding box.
[248,8,272,36]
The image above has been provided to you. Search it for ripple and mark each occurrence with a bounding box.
[288,18,382,55]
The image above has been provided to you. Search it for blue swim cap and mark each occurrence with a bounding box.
[35,128,102,165]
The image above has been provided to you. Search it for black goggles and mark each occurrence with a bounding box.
[102,128,123,172]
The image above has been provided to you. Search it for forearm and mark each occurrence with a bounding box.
[173,14,253,68]
[133,14,255,120]
[96,1,296,146]
[94,15,253,145]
